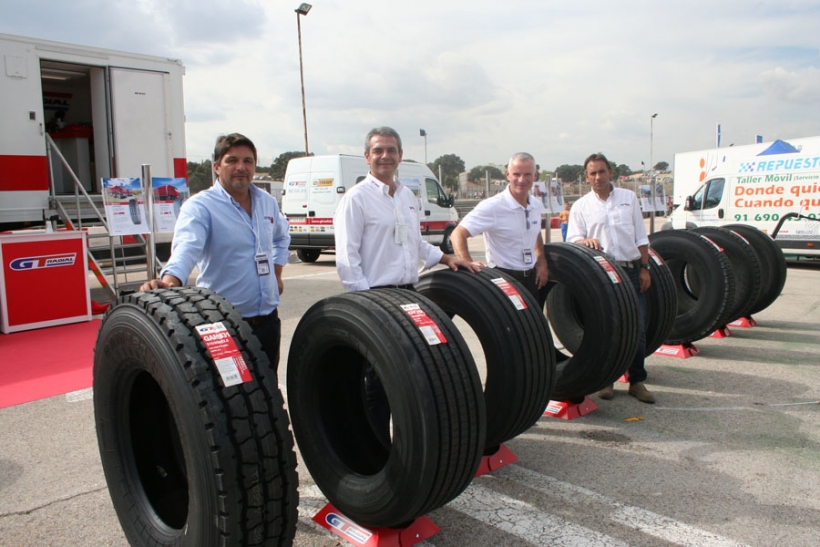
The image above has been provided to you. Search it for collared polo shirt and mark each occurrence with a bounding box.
[459,185,543,270]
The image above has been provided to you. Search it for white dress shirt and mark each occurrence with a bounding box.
[566,186,648,261]
[335,174,443,291]
[459,186,543,270]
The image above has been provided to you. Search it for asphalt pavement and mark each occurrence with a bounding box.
[1,228,819,547]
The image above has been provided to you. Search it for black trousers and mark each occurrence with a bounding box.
[246,311,282,370]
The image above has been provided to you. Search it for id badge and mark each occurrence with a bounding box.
[523,249,533,265]
[255,253,270,276]
[395,222,408,244]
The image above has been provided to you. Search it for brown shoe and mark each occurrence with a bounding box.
[598,384,615,400]
[628,382,656,404]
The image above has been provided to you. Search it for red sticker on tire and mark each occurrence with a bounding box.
[195,322,253,386]
[593,256,622,283]
[490,278,527,310]
[401,303,447,345]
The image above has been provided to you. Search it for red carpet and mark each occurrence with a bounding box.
[0,319,100,409]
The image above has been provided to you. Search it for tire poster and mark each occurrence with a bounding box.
[101,177,149,236]
[151,177,189,233]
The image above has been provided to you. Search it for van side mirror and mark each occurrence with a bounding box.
[448,195,455,207]
[684,196,693,211]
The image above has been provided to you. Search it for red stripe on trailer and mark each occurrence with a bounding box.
[173,157,187,179]
[0,155,49,191]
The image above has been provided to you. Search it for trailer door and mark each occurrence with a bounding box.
[109,67,173,178]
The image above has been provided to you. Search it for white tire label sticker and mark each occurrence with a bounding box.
[196,322,253,387]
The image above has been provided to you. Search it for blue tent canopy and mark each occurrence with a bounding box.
[757,139,800,156]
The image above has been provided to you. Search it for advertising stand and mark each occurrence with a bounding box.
[0,230,91,333]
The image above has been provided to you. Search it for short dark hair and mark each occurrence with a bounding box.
[214,133,257,164]
[365,126,402,154]
[584,153,611,172]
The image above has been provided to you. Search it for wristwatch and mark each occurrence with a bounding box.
[639,262,650,270]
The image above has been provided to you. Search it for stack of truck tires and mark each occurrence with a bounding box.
[648,224,787,346]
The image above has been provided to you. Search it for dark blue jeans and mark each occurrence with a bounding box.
[625,267,648,384]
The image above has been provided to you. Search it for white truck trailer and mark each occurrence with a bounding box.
[0,33,187,229]
[665,136,820,258]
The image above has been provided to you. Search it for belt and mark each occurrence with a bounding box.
[495,267,536,279]
[613,260,641,269]
[243,309,278,325]
[371,284,415,290]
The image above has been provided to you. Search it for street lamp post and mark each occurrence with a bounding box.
[419,129,427,165]
[649,113,658,234]
[295,3,312,155]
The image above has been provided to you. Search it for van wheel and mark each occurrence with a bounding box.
[694,226,763,323]
[542,243,640,400]
[287,289,485,528]
[648,230,736,344]
[439,226,455,254]
[297,248,321,263]
[723,224,787,315]
[417,267,555,451]
[94,288,299,547]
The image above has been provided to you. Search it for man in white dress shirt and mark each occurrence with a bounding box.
[567,152,655,404]
[334,126,477,291]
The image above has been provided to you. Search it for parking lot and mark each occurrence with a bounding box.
[1,233,819,547]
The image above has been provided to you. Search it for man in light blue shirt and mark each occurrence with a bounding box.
[140,133,291,366]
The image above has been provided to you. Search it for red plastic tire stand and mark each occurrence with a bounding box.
[544,396,598,420]
[475,443,518,476]
[728,316,757,328]
[617,372,629,383]
[709,326,732,338]
[654,343,699,358]
[312,503,440,547]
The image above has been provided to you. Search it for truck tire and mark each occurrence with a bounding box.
[648,230,736,344]
[287,289,485,528]
[644,249,678,355]
[439,226,455,254]
[694,226,763,323]
[94,288,298,547]
[296,248,321,263]
[416,267,555,452]
[128,198,142,225]
[723,223,787,315]
[542,243,640,400]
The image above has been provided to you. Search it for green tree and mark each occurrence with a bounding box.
[270,151,311,180]
[614,163,633,179]
[468,165,504,183]
[555,164,584,184]
[429,154,465,193]
[654,161,669,172]
[187,160,213,195]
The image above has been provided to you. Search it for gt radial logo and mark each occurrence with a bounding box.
[325,512,372,544]
[10,253,77,271]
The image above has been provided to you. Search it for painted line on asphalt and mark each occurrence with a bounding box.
[448,482,629,546]
[496,465,748,547]
[282,271,339,280]
[65,387,93,402]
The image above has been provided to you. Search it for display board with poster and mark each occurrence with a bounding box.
[532,180,564,214]
[151,177,189,233]
[101,178,150,236]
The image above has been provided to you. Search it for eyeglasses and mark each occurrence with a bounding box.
[525,208,530,230]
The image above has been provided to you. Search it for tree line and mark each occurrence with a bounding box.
[187,152,669,196]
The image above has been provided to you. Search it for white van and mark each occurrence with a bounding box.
[665,136,820,258]
[282,154,459,262]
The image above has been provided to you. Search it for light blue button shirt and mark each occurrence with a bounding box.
[161,183,291,317]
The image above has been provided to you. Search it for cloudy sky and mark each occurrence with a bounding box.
[4,0,819,172]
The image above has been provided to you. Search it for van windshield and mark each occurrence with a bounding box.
[690,178,725,210]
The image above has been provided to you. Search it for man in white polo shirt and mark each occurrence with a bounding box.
[450,152,549,306]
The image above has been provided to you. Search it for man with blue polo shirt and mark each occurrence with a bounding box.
[139,133,291,367]
[450,152,549,306]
